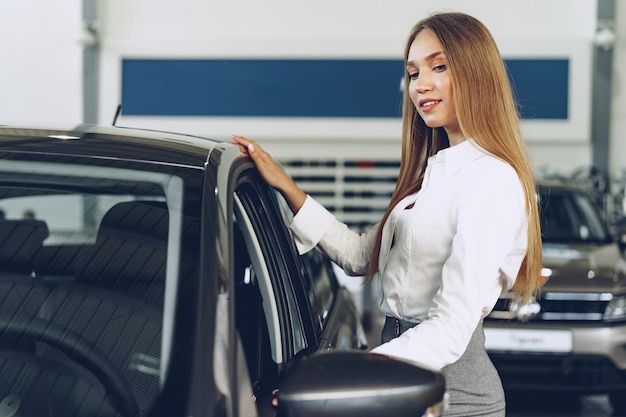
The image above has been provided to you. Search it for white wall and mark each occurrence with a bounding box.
[0,0,604,174]
[0,0,82,126]
[98,0,597,169]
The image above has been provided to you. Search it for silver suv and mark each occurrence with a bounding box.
[484,180,626,412]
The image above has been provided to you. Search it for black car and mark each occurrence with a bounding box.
[0,125,445,417]
[485,180,626,412]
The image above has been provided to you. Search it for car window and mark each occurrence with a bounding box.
[298,249,337,326]
[272,189,336,330]
[232,176,316,411]
[233,195,280,408]
[539,187,609,243]
[0,160,190,417]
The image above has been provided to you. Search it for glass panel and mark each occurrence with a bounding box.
[0,160,184,417]
[272,189,335,327]
[539,188,609,243]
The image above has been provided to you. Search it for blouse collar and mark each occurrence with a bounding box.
[428,139,488,177]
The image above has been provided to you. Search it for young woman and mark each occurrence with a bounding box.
[233,12,542,417]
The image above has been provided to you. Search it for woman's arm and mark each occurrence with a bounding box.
[233,134,376,275]
[232,135,306,214]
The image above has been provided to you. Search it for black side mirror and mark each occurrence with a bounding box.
[277,350,446,417]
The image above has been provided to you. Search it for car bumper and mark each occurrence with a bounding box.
[484,322,626,393]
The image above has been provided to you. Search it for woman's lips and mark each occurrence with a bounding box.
[419,99,441,112]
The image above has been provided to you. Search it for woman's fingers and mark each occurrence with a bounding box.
[231,133,282,174]
[233,135,274,170]
[232,134,256,153]
[231,134,305,212]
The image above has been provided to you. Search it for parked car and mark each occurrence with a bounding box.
[0,125,445,417]
[484,180,626,412]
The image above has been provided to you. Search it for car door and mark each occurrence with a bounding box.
[230,169,317,415]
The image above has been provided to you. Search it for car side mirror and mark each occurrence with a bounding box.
[277,350,446,417]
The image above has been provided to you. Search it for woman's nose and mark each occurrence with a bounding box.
[415,73,432,93]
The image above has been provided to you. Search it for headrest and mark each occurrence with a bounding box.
[97,200,169,243]
[0,219,49,273]
[79,200,169,290]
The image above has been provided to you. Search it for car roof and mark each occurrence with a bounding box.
[0,124,229,168]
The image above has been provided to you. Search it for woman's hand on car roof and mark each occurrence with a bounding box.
[232,134,307,214]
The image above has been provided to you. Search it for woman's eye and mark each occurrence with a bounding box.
[409,72,419,80]
[433,64,447,72]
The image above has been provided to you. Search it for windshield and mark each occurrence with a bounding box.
[0,160,185,417]
[539,186,610,244]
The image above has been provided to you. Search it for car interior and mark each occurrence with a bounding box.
[233,193,282,412]
[0,187,175,417]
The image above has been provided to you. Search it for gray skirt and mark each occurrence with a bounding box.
[381,317,505,417]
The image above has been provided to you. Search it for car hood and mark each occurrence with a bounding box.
[541,242,626,292]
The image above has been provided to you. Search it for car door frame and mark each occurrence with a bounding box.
[205,148,320,417]
[230,165,318,358]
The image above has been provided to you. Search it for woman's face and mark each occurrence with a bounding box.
[406,29,464,144]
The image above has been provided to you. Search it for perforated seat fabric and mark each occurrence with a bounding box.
[77,200,169,306]
[0,275,162,416]
[0,219,49,273]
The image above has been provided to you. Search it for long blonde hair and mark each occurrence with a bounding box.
[368,12,542,303]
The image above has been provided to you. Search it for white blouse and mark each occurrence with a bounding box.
[289,139,528,370]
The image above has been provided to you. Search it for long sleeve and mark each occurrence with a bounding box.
[289,196,379,276]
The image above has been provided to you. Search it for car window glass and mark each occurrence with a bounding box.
[273,188,294,225]
[238,183,309,353]
[272,189,336,328]
[299,249,336,326]
[0,160,186,417]
[233,194,282,364]
[232,177,322,410]
[540,188,609,243]
[570,193,608,240]
[233,191,289,412]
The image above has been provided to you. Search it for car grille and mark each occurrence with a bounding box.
[490,353,626,391]
[487,292,613,323]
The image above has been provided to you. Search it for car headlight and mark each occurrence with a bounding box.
[604,295,626,322]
